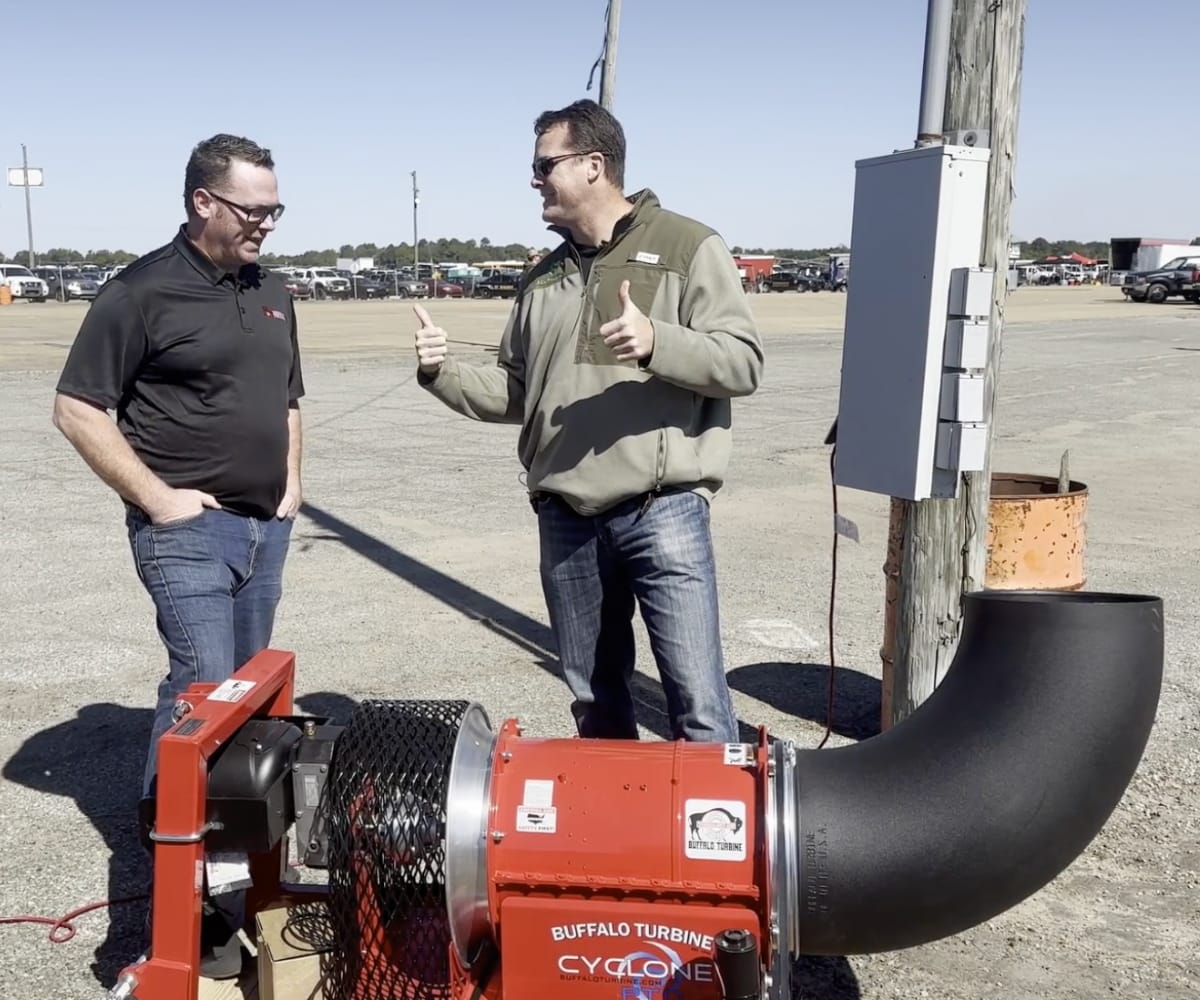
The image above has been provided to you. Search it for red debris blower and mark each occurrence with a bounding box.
[111,590,1163,1000]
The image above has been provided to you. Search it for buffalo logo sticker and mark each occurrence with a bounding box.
[684,799,747,861]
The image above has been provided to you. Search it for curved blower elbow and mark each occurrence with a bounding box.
[793,590,1163,956]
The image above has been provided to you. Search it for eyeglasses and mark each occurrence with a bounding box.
[531,151,598,180]
[208,191,286,224]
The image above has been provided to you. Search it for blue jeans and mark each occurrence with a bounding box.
[536,490,738,742]
[126,506,294,795]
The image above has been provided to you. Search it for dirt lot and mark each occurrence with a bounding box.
[0,282,1168,372]
[0,285,1196,999]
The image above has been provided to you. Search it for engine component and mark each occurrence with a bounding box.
[292,719,341,868]
[206,718,303,854]
[714,929,762,1000]
[138,716,307,856]
[116,590,1163,1000]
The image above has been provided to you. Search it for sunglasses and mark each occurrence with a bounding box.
[531,151,599,180]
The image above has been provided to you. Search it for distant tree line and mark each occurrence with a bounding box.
[3,235,1197,268]
[731,244,851,259]
[1014,237,1200,260]
[0,247,140,267]
[737,237,1200,262]
[260,238,542,268]
[0,238,545,269]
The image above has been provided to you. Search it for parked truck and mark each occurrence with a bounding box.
[1119,253,1200,304]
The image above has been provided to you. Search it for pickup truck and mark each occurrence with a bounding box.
[473,270,522,299]
[365,271,428,298]
[1121,255,1200,304]
[294,267,351,300]
[0,263,49,301]
[768,270,826,293]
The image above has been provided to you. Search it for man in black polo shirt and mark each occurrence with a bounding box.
[52,133,303,977]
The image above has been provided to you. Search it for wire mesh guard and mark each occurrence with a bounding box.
[324,699,471,1000]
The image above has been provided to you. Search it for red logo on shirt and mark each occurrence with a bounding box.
[262,306,286,321]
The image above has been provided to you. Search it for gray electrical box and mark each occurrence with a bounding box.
[832,143,991,500]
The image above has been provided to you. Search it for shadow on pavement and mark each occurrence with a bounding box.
[727,660,882,742]
[301,501,687,740]
[3,703,153,988]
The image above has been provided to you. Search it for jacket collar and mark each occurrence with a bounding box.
[548,188,660,252]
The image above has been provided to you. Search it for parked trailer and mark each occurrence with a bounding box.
[733,254,776,292]
[1108,237,1197,284]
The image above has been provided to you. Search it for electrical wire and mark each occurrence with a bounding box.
[0,845,317,946]
[0,894,148,944]
[815,443,839,750]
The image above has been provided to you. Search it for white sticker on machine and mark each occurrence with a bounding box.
[684,799,747,861]
[516,805,557,833]
[205,850,253,895]
[523,779,555,808]
[208,678,257,703]
[723,743,754,766]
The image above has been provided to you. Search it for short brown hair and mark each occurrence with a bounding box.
[534,99,625,189]
[184,134,274,217]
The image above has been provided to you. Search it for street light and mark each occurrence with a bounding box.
[411,171,419,274]
[7,144,43,268]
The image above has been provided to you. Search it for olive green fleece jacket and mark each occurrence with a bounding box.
[419,189,764,515]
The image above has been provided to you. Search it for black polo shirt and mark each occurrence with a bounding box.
[57,227,305,519]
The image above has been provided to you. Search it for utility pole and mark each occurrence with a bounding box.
[411,171,419,273]
[599,0,622,111]
[883,0,1028,727]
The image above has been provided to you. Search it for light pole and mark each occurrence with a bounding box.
[411,171,419,273]
[6,145,43,268]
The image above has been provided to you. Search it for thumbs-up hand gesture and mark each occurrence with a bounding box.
[600,280,655,364]
[414,304,448,374]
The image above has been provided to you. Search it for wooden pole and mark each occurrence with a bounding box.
[599,0,622,111]
[885,0,1028,728]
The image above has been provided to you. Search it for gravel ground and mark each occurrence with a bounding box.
[0,291,1196,999]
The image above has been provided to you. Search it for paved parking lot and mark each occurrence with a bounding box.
[1,287,1197,998]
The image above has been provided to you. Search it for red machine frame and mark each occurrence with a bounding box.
[119,649,300,1000]
[118,651,775,1000]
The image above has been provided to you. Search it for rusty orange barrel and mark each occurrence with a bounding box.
[985,473,1087,590]
[0,285,12,306]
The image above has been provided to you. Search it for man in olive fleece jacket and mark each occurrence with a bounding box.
[414,99,764,742]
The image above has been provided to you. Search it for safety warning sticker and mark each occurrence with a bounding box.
[722,743,754,766]
[208,678,256,703]
[516,805,557,834]
[205,850,252,895]
[684,798,747,861]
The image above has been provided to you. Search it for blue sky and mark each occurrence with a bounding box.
[1,0,1194,257]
